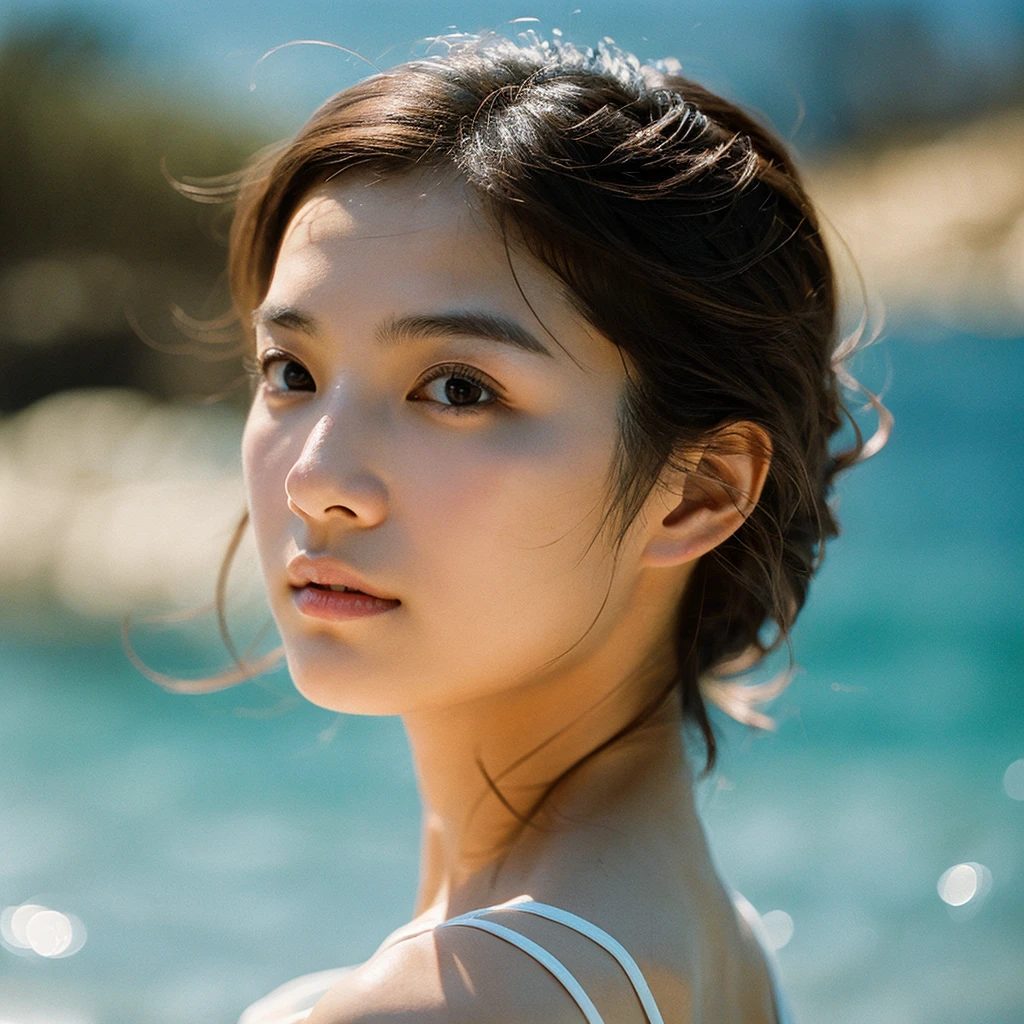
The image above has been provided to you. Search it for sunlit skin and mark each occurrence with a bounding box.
[242,171,776,1022]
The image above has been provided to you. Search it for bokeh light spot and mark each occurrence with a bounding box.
[2,903,44,948]
[26,909,73,956]
[762,909,795,950]
[1,902,87,958]
[1002,758,1024,800]
[938,862,992,907]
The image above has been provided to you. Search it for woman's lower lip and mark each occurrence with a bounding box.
[292,586,401,620]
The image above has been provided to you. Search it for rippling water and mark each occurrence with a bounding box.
[1,328,1022,1023]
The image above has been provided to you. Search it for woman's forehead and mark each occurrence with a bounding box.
[281,171,478,248]
[268,173,618,374]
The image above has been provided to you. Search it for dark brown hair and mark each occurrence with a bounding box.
[132,33,889,827]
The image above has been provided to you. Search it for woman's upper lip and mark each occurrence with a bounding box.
[286,553,398,601]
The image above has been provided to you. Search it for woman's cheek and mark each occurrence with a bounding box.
[240,405,270,493]
[420,416,584,533]
[241,414,295,561]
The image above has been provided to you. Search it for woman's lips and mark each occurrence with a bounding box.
[292,583,401,621]
[286,554,399,601]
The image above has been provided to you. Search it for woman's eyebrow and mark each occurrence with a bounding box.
[252,303,554,359]
[379,311,554,358]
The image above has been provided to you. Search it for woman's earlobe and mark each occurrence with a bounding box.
[641,422,773,569]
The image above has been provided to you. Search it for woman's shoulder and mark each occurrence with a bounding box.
[302,890,742,1024]
[240,887,786,1024]
[730,891,797,1024]
[304,922,613,1024]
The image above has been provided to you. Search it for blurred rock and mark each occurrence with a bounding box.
[0,254,132,347]
[809,108,1024,336]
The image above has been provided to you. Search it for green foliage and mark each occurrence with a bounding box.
[0,14,264,263]
[0,14,271,411]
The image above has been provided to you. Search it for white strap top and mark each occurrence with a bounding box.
[435,895,665,1023]
[238,890,795,1024]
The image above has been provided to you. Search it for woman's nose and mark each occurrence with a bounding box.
[284,411,389,527]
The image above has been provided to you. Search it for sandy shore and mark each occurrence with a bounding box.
[807,107,1024,337]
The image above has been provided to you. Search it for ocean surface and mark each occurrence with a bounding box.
[1,327,1022,1023]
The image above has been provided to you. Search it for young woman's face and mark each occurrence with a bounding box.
[242,172,665,715]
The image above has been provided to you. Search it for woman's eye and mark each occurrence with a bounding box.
[259,354,315,393]
[413,364,501,415]
[251,353,499,413]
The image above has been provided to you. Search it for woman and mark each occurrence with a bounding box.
[161,31,886,1024]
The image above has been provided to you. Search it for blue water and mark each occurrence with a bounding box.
[1,328,1022,1023]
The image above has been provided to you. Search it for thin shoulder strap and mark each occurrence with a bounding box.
[437,913,606,1024]
[436,896,665,1024]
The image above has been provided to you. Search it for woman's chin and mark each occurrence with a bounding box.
[287,664,415,716]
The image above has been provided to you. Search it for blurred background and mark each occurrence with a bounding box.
[0,1,1021,1022]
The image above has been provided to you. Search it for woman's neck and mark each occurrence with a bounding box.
[403,669,697,918]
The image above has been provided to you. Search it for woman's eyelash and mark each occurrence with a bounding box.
[246,351,504,414]
[413,362,503,415]
[250,350,315,392]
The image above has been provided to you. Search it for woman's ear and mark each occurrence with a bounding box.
[641,421,773,569]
